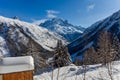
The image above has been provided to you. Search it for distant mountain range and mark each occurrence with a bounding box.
[33,18,85,42]
[68,10,120,61]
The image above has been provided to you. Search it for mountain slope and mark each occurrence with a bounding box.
[33,18,85,42]
[0,16,70,71]
[68,10,120,61]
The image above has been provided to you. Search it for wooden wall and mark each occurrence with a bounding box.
[0,75,2,80]
[2,70,33,80]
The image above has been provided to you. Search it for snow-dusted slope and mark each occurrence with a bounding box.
[33,18,85,42]
[0,16,61,52]
[68,10,120,61]
[0,16,70,71]
[34,61,120,80]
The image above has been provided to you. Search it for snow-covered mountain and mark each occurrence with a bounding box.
[0,16,70,71]
[33,18,85,42]
[68,10,120,61]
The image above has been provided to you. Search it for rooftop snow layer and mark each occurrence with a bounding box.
[0,56,34,74]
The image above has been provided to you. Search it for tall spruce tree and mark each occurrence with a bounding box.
[52,40,72,67]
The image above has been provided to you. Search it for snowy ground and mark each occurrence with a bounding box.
[34,61,120,80]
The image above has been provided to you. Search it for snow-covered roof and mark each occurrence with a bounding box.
[0,56,34,74]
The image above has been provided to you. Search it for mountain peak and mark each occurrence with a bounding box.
[34,17,85,42]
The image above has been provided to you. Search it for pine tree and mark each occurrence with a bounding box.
[53,40,72,67]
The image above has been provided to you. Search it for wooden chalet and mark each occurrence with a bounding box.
[0,56,34,80]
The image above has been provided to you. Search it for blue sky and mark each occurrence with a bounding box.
[0,0,120,27]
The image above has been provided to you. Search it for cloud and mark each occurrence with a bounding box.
[46,10,60,18]
[32,10,59,25]
[32,19,48,25]
[87,4,95,11]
